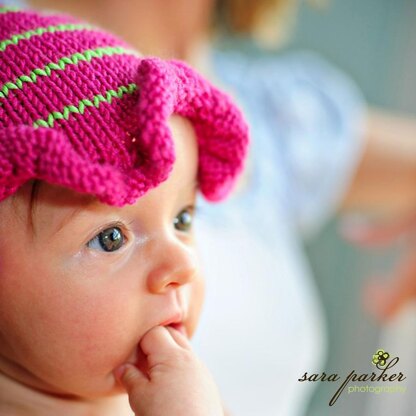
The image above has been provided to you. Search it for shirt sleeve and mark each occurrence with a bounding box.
[256,50,367,238]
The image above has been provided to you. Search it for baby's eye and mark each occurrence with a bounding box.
[87,226,126,252]
[174,206,195,233]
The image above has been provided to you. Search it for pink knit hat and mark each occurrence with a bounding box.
[0,5,249,207]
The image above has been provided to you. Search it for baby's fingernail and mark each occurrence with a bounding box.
[114,364,128,383]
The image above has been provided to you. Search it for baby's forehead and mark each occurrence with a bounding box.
[36,181,97,208]
[1,181,97,232]
[15,180,97,215]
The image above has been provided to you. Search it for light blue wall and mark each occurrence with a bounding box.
[289,0,416,112]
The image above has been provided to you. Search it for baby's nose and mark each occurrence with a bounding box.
[146,238,199,294]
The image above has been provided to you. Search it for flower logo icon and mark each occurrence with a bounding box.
[372,349,390,367]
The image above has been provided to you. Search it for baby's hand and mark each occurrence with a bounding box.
[114,326,224,416]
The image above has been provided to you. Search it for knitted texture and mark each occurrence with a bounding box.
[0,6,249,206]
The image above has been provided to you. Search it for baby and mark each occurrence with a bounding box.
[0,5,249,416]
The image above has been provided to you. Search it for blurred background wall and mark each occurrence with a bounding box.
[287,0,415,414]
[290,0,416,112]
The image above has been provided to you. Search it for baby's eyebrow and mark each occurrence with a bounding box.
[51,199,100,237]
[49,179,198,237]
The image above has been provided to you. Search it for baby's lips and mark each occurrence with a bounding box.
[158,311,188,338]
[165,322,188,337]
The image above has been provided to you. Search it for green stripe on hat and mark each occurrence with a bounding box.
[0,46,140,99]
[0,23,95,53]
[33,83,138,128]
[0,6,20,14]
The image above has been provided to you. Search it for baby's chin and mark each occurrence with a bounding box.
[4,354,132,400]
[1,360,97,400]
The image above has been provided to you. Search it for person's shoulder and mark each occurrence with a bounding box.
[211,47,341,90]
[248,49,364,109]
[212,46,323,71]
[246,49,353,88]
[210,48,252,86]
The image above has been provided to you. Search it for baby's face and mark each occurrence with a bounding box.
[0,117,204,398]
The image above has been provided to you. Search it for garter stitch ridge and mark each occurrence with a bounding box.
[0,5,249,206]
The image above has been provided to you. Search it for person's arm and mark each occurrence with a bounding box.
[340,107,416,218]
[340,107,416,321]
[341,211,416,320]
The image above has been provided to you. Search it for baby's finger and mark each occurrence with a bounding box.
[114,363,151,414]
[115,363,148,393]
[139,326,180,367]
[164,325,192,350]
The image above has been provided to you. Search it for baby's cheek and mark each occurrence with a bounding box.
[42,293,138,396]
[0,268,136,396]
[55,290,136,371]
[26,275,136,383]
